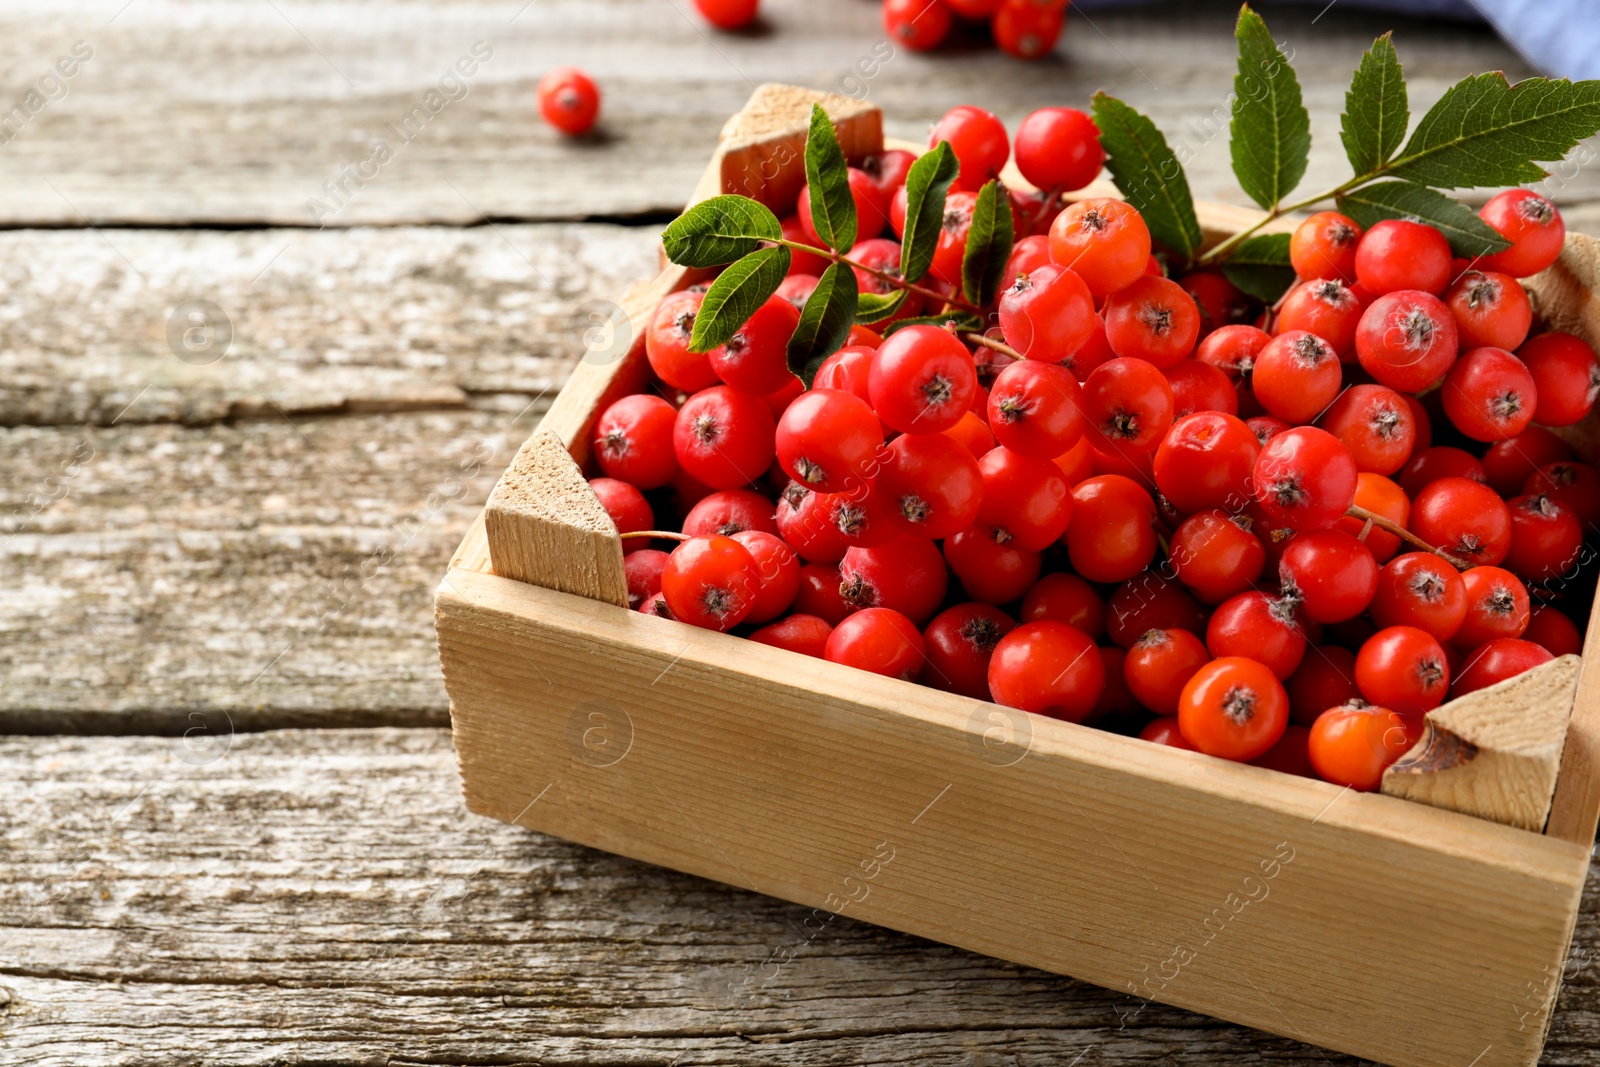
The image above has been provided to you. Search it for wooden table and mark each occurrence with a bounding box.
[3,2,1596,1062]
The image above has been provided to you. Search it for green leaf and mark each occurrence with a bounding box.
[688,246,791,353]
[1091,92,1204,263]
[881,310,985,337]
[1336,181,1511,258]
[1385,73,1600,189]
[786,263,858,387]
[1229,5,1311,210]
[1340,32,1408,176]
[900,141,959,284]
[661,194,783,268]
[1219,232,1295,303]
[803,103,857,252]
[961,179,1014,307]
[854,289,909,325]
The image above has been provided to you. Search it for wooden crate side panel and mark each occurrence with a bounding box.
[437,568,1587,1067]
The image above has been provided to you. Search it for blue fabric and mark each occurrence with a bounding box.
[1073,0,1600,81]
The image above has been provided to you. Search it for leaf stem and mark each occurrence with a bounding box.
[1197,175,1371,266]
[1343,505,1469,570]
[770,237,984,316]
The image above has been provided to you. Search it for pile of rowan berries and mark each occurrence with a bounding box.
[587,102,1598,793]
[884,0,1070,60]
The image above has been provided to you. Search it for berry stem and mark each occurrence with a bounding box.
[961,331,1025,361]
[1196,175,1370,267]
[1343,505,1470,570]
[619,530,689,542]
[770,237,984,316]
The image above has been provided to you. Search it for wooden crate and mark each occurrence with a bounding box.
[436,85,1600,1067]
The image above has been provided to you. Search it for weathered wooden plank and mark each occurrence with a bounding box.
[0,223,659,427]
[0,413,530,730]
[2,1,1594,226]
[0,728,1593,1066]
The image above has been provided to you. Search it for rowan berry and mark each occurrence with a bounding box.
[646,290,717,391]
[1285,645,1361,726]
[944,408,998,459]
[1178,270,1251,337]
[998,263,1096,362]
[1452,638,1554,698]
[1441,346,1537,442]
[1518,332,1600,426]
[1166,509,1264,605]
[1105,573,1207,649]
[1152,411,1258,515]
[1021,572,1105,638]
[595,394,680,489]
[883,0,953,51]
[1065,474,1158,582]
[1102,275,1202,369]
[707,294,801,395]
[922,602,1017,699]
[694,0,759,29]
[851,237,925,321]
[1455,565,1531,649]
[537,68,600,136]
[1355,625,1450,717]
[987,358,1086,459]
[811,345,878,414]
[1525,605,1584,656]
[774,387,882,494]
[1504,493,1583,582]
[1410,477,1512,567]
[930,104,1009,191]
[1165,359,1238,418]
[1140,715,1199,751]
[1000,234,1054,295]
[1443,269,1532,351]
[662,535,762,631]
[1049,198,1152,297]
[775,482,849,563]
[1355,290,1459,392]
[877,431,983,541]
[1196,324,1270,412]
[588,477,654,551]
[1289,211,1363,282]
[1206,590,1307,680]
[730,529,800,623]
[749,614,834,658]
[825,607,926,680]
[1397,445,1486,498]
[988,621,1105,723]
[992,0,1065,60]
[682,489,776,538]
[944,524,1043,604]
[1252,426,1360,531]
[1081,357,1174,454]
[1123,628,1211,716]
[1332,472,1409,562]
[1252,331,1342,424]
[1308,704,1415,791]
[623,549,671,612]
[1279,529,1378,624]
[1318,384,1414,476]
[1177,656,1289,761]
[1478,189,1565,278]
[792,561,854,624]
[1276,279,1364,360]
[1014,106,1104,191]
[1524,461,1600,528]
[1354,219,1452,296]
[975,446,1071,551]
[781,216,832,276]
[869,324,978,433]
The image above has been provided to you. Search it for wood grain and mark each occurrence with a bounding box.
[2,2,1596,227]
[0,727,1594,1067]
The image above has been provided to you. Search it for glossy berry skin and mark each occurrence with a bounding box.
[1318,384,1415,476]
[1504,493,1583,582]
[930,104,1009,192]
[1140,716,1199,751]
[1356,626,1450,721]
[811,345,878,413]
[1485,426,1574,498]
[1177,656,1289,762]
[623,549,670,611]
[991,1,1065,60]
[1206,590,1307,681]
[774,388,882,494]
[1153,411,1259,514]
[825,607,926,680]
[588,477,653,552]
[1289,211,1363,282]
[798,168,889,245]
[998,263,1096,362]
[1398,446,1486,498]
[1049,198,1152,297]
[1021,572,1105,639]
[1279,530,1378,624]
[1014,107,1104,191]
[1308,704,1415,792]
[883,0,952,51]
[682,489,777,538]
[838,536,947,626]
[1452,638,1554,698]
[1000,234,1054,294]
[662,535,761,632]
[1196,323,1270,405]
[944,524,1042,604]
[987,359,1085,459]
[775,484,849,563]
[645,290,715,391]
[1355,290,1459,392]
[672,386,775,490]
[730,530,800,623]
[792,562,854,624]
[594,394,679,489]
[1336,472,1410,562]
[1081,357,1174,454]
[988,621,1105,724]
[536,67,600,136]
[749,614,833,658]
[976,446,1071,551]
[1525,605,1584,657]
[1456,565,1532,649]
[1276,279,1364,360]
[1370,552,1467,642]
[1285,645,1361,726]
[851,238,925,322]
[868,325,978,433]
[1409,477,1512,567]
[1525,461,1600,528]
[922,603,1017,699]
[928,191,977,286]
[1518,332,1600,426]
[878,431,982,541]
[1125,628,1211,716]
[1166,359,1238,417]
[708,294,800,395]
[1443,270,1532,351]
[1251,331,1342,424]
[1252,426,1360,531]
[1169,509,1266,605]
[693,0,758,29]
[1441,346,1537,442]
[1478,189,1565,277]
[1105,573,1207,649]
[1354,219,1452,296]
[1066,475,1158,583]
[1103,275,1202,369]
